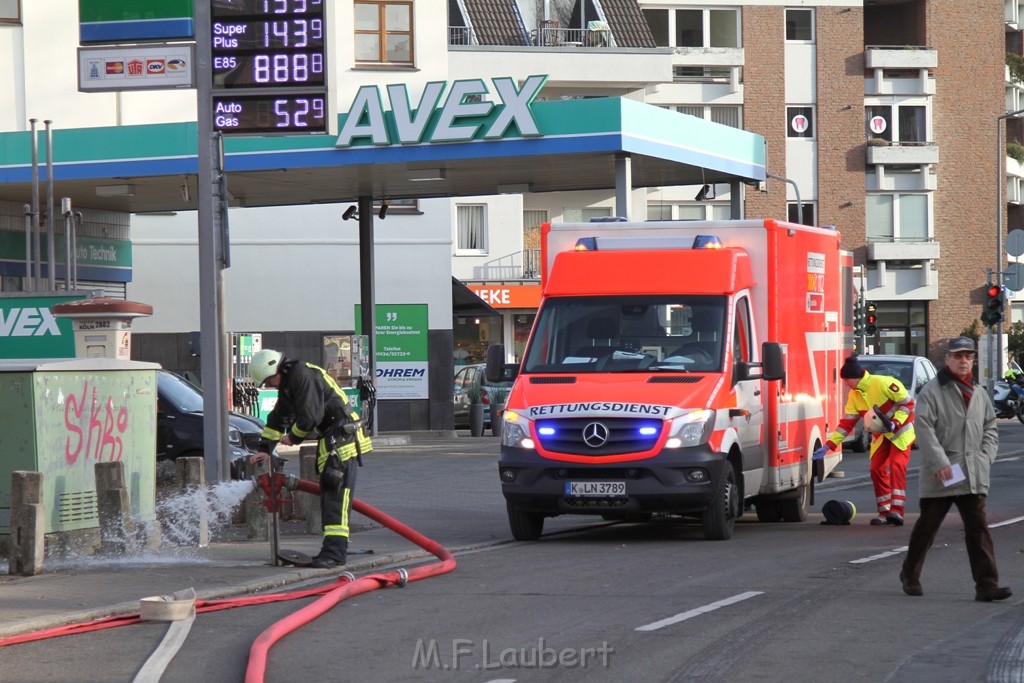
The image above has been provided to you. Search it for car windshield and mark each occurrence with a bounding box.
[857,359,913,387]
[522,295,726,373]
[158,371,205,412]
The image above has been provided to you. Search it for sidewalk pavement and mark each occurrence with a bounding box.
[1,428,1018,642]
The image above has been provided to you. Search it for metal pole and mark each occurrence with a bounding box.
[766,171,803,219]
[29,119,40,290]
[195,1,229,483]
[62,198,72,290]
[358,195,377,435]
[45,120,55,291]
[22,204,31,290]
[72,211,81,290]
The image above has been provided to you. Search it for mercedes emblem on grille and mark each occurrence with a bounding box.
[582,421,610,448]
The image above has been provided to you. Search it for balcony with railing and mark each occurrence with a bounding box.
[467,249,542,281]
[864,45,936,96]
[866,140,939,166]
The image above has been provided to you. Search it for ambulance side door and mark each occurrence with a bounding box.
[732,293,764,469]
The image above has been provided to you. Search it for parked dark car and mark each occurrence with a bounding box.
[453,363,514,428]
[843,354,937,452]
[156,370,264,463]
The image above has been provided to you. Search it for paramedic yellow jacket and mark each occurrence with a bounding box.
[827,371,916,456]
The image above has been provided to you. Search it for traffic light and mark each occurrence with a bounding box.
[983,284,1006,327]
[865,302,877,335]
[853,297,864,336]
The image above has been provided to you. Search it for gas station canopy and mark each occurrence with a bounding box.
[0,97,766,213]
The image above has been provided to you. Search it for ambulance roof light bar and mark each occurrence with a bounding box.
[573,235,723,251]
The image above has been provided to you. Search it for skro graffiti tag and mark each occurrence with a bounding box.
[65,380,130,464]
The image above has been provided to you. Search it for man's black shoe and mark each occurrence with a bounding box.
[887,511,904,526]
[309,554,346,569]
[870,516,889,526]
[975,587,1012,602]
[900,570,923,597]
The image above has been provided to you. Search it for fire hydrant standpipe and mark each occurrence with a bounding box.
[245,472,458,683]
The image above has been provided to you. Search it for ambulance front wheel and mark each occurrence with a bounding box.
[507,501,544,541]
[702,462,738,541]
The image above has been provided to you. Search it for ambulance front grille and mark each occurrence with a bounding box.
[535,417,662,456]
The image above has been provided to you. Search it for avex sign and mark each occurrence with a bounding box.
[0,295,84,359]
[336,75,548,147]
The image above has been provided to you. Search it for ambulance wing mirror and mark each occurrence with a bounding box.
[485,344,519,383]
[735,341,785,382]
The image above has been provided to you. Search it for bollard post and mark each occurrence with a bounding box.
[176,457,209,547]
[242,458,269,541]
[95,461,133,555]
[9,471,44,576]
[300,450,321,535]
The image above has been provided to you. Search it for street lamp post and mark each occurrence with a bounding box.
[994,108,1024,388]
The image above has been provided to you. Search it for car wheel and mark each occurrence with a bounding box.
[507,501,544,541]
[755,499,782,523]
[778,481,810,523]
[702,462,738,540]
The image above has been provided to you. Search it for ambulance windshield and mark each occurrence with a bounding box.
[522,296,726,373]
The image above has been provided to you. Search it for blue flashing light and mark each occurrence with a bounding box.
[538,426,556,436]
[574,237,598,251]
[638,426,658,436]
[693,235,723,249]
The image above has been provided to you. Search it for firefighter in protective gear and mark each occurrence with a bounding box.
[821,355,916,526]
[249,348,373,568]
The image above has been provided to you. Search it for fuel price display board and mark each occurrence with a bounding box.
[211,0,328,135]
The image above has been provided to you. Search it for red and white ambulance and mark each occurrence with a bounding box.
[487,218,853,540]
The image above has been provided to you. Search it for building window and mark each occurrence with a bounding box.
[869,300,928,356]
[648,204,672,221]
[788,202,817,226]
[0,0,18,23]
[643,8,740,48]
[866,104,927,143]
[787,106,814,139]
[564,207,613,222]
[785,8,813,42]
[669,104,742,129]
[866,193,930,242]
[649,203,731,221]
[456,205,487,253]
[354,1,413,64]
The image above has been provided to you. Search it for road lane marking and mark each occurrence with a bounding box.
[849,546,907,564]
[635,591,763,632]
[991,514,1024,528]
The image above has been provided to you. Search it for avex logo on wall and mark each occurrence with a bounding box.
[0,296,84,359]
[335,75,548,147]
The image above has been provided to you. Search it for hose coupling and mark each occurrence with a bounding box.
[395,568,409,587]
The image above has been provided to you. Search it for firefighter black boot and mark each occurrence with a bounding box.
[310,537,347,568]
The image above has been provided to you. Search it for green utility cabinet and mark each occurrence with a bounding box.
[0,359,159,534]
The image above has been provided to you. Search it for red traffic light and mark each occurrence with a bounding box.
[988,285,1002,298]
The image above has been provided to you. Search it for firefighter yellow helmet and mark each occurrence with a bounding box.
[249,349,283,386]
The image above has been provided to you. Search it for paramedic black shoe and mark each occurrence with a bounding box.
[886,511,905,526]
[975,587,1012,602]
[870,516,890,526]
[309,553,346,569]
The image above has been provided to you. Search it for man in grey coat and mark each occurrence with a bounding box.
[899,336,1011,601]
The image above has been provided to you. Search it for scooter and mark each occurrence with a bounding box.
[992,362,1024,423]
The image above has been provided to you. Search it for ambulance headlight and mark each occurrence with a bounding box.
[501,410,535,449]
[664,410,715,448]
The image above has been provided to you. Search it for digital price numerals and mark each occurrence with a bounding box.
[213,94,326,134]
[213,18,324,50]
[213,52,324,88]
[212,0,323,16]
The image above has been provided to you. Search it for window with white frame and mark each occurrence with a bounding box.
[865,104,928,143]
[643,7,740,48]
[787,106,814,139]
[785,8,813,42]
[788,202,816,226]
[668,105,743,129]
[456,205,487,253]
[866,193,930,242]
[564,207,613,223]
[647,203,731,221]
[354,1,413,64]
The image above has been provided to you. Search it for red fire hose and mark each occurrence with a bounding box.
[0,473,457,683]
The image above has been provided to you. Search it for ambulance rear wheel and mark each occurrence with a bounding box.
[755,499,782,523]
[702,462,738,540]
[778,482,810,522]
[507,502,544,541]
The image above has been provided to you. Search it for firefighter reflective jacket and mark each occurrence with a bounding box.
[260,360,373,468]
[827,371,916,455]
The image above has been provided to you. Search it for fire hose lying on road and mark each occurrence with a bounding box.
[0,471,457,683]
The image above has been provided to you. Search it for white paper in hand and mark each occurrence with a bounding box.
[942,463,966,487]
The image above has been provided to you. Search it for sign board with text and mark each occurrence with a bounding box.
[356,304,428,400]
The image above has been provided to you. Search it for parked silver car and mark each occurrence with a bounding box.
[453,363,514,428]
[843,354,938,451]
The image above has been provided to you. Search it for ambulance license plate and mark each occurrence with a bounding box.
[566,481,626,496]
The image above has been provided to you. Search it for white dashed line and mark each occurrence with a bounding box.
[635,591,764,632]
[849,546,908,564]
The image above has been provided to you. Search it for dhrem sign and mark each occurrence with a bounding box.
[336,75,547,147]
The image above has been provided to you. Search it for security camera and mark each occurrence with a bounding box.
[342,205,358,221]
[378,202,389,220]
